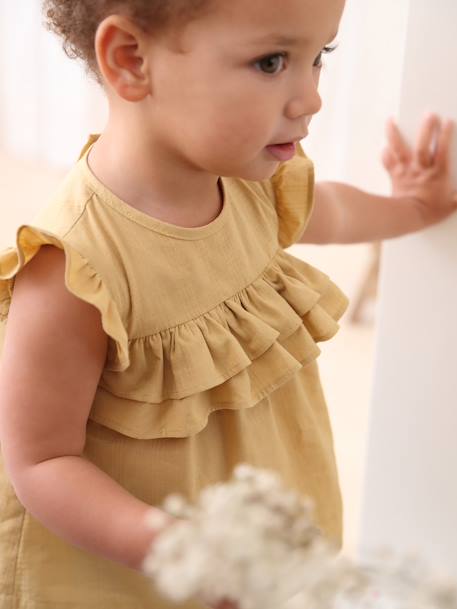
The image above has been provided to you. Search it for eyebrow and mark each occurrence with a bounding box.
[245,32,338,47]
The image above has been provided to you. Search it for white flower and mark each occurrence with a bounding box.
[142,465,457,609]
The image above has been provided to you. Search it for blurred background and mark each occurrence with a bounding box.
[0,0,411,555]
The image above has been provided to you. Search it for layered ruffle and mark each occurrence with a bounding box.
[95,248,348,439]
[0,225,129,371]
[0,226,348,440]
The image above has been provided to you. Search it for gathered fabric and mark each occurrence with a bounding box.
[0,135,348,609]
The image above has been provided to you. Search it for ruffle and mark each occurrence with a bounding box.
[0,227,348,441]
[271,142,315,248]
[0,225,129,371]
[93,248,348,439]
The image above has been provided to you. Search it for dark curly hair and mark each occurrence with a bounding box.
[42,0,215,82]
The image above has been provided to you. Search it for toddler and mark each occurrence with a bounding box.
[0,0,455,608]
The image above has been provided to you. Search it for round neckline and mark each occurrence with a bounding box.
[78,136,230,241]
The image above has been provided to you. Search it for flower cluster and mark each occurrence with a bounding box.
[142,465,457,609]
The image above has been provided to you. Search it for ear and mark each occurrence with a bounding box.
[95,15,151,102]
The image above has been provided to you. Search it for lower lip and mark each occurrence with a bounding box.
[266,142,296,161]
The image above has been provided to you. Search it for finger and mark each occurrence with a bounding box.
[434,119,454,170]
[415,114,440,167]
[386,118,412,164]
[381,147,397,172]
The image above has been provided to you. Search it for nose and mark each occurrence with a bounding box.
[284,72,322,120]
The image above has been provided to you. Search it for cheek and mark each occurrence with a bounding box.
[206,97,268,148]
[167,66,272,153]
[204,119,262,157]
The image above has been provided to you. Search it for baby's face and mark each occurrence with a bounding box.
[143,0,345,181]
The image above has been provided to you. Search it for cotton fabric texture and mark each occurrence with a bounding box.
[0,136,348,609]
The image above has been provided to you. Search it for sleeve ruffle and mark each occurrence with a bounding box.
[92,249,349,440]
[270,142,315,248]
[0,225,129,372]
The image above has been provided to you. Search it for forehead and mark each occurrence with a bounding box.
[182,0,345,48]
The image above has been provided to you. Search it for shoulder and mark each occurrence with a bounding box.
[9,245,106,346]
[33,162,95,238]
[0,220,129,374]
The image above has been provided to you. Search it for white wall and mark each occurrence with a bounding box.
[0,0,107,166]
[359,0,457,576]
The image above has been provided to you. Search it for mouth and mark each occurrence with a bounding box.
[265,142,297,162]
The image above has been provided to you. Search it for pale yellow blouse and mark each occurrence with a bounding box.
[0,136,348,609]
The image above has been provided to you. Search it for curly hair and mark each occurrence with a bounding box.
[42,0,215,82]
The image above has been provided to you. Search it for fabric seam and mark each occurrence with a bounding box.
[83,187,228,241]
[60,192,99,241]
[127,247,284,340]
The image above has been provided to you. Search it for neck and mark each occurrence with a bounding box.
[86,117,223,228]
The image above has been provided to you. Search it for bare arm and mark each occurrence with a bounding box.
[300,115,457,245]
[300,181,429,244]
[0,246,164,571]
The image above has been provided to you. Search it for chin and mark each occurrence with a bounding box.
[238,166,280,182]
[223,159,279,182]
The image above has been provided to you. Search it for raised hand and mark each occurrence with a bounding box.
[382,114,457,224]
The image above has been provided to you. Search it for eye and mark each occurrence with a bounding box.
[313,44,338,68]
[254,53,288,75]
